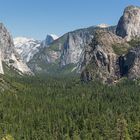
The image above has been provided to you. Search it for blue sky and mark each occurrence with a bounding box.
[0,0,140,40]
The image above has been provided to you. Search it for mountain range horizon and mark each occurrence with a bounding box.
[0,5,140,80]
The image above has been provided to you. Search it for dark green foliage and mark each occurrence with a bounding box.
[113,38,140,56]
[128,38,140,47]
[112,43,131,55]
[0,75,140,139]
[2,62,21,78]
[116,116,131,140]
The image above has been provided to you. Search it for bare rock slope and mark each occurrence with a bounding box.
[116,6,140,40]
[0,23,32,75]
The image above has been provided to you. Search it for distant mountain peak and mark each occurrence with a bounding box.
[42,34,59,47]
[14,37,41,63]
[13,34,58,64]
[49,34,59,40]
[45,34,58,45]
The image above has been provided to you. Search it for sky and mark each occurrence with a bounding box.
[0,0,140,40]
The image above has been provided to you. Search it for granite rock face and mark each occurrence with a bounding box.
[80,30,124,83]
[59,26,116,67]
[80,32,140,83]
[0,23,32,75]
[116,6,140,40]
[60,30,93,66]
[80,41,140,83]
[42,34,58,47]
[121,47,140,79]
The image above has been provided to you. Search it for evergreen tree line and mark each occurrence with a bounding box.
[0,75,140,140]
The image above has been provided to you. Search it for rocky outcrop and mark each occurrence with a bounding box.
[81,34,140,83]
[80,30,124,83]
[116,6,140,40]
[0,23,32,75]
[121,47,140,79]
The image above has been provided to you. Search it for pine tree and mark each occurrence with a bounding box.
[72,131,81,140]
[132,122,140,140]
[116,116,131,140]
[64,134,71,140]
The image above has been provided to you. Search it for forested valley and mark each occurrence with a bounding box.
[0,74,140,140]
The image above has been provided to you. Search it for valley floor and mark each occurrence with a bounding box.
[0,76,140,140]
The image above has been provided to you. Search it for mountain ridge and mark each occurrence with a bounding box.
[27,25,116,74]
[14,34,59,64]
[81,5,140,83]
[2,5,140,83]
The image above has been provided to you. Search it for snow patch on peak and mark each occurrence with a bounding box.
[14,37,39,45]
[97,24,110,28]
[14,37,41,63]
